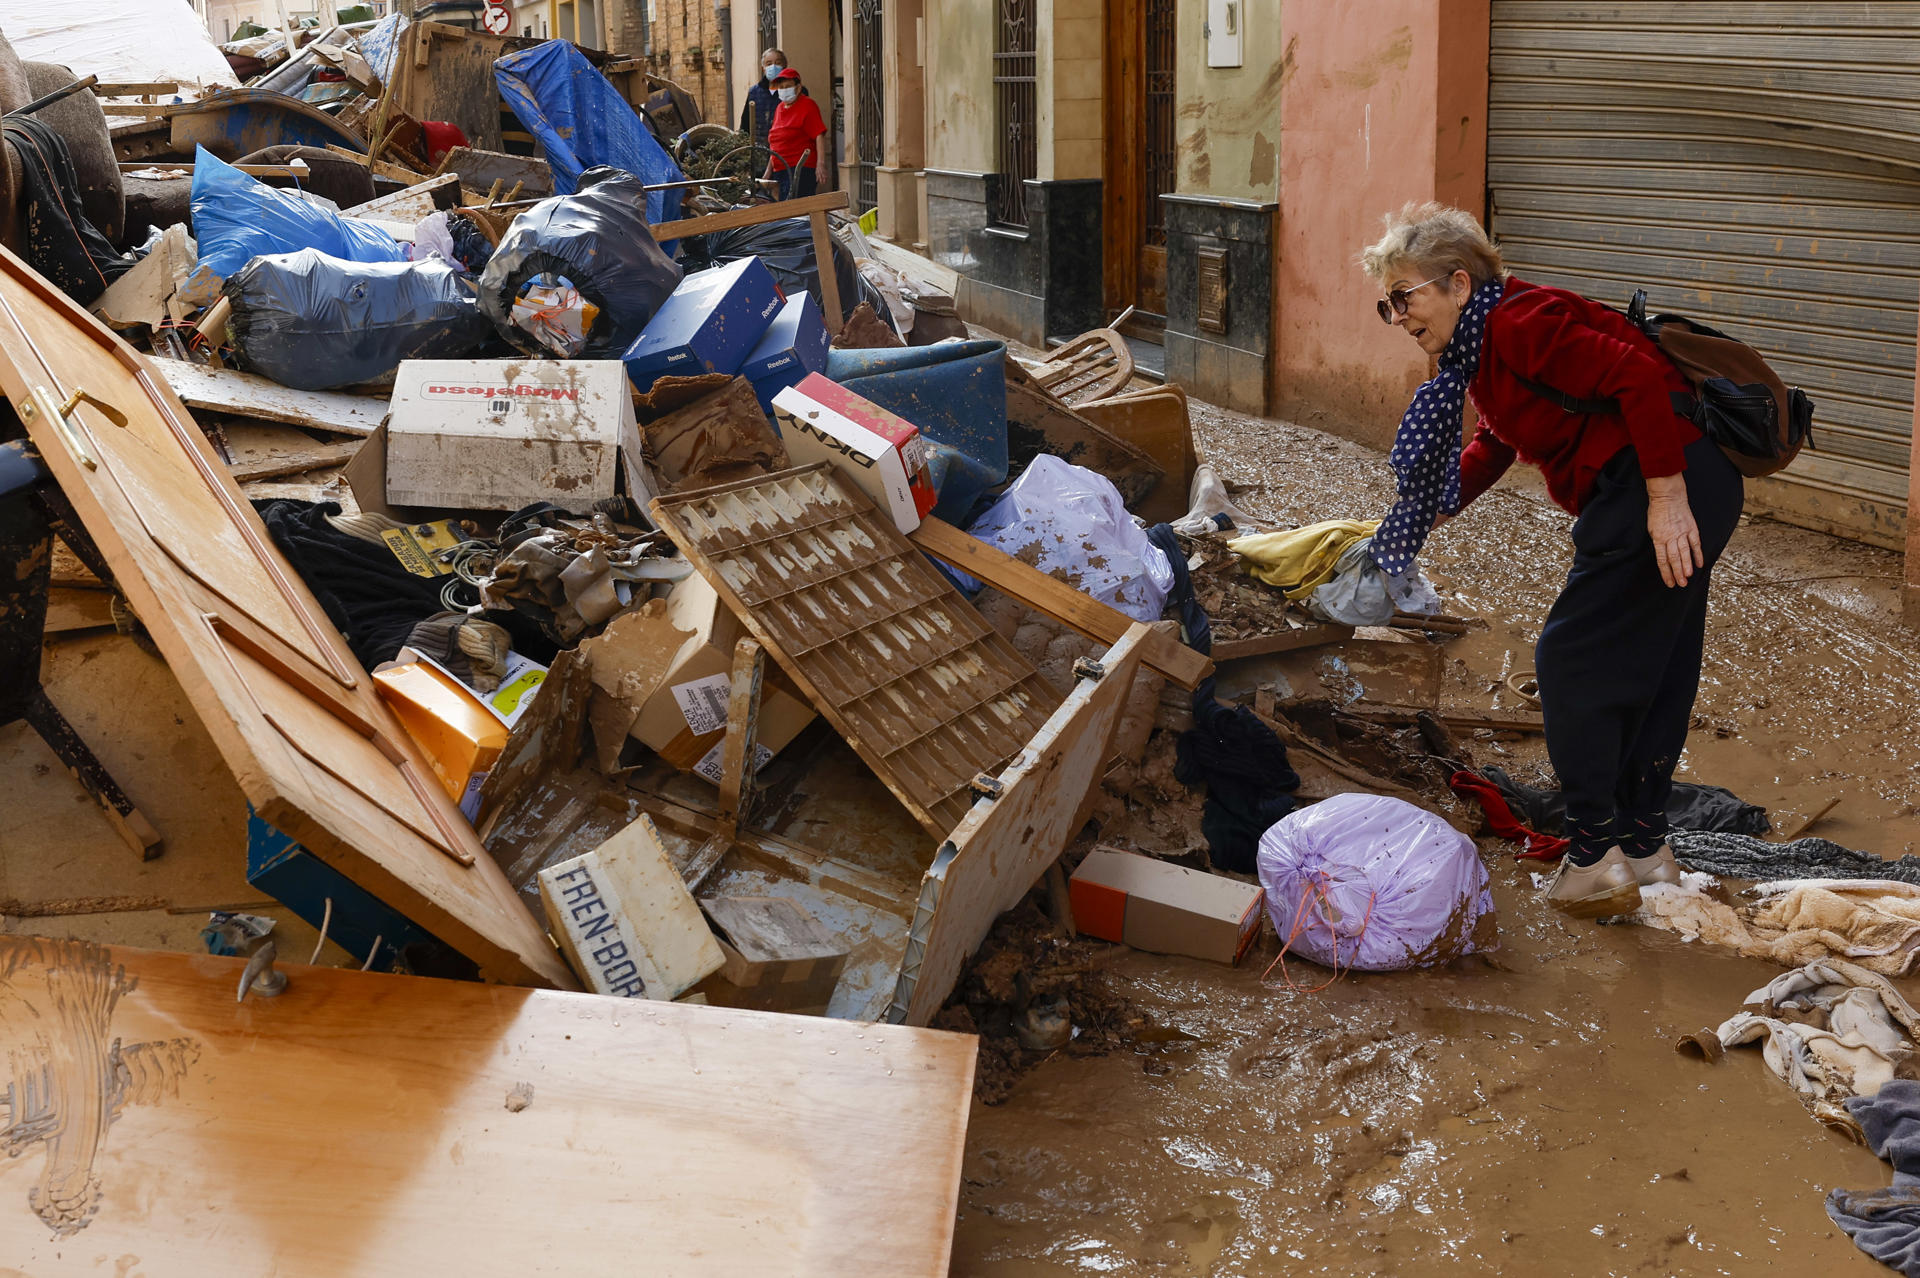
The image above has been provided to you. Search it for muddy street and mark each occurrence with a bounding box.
[949,400,1920,1276]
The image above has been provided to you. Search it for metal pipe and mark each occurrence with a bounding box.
[5,75,100,119]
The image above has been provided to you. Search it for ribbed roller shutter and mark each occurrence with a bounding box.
[1488,2,1920,549]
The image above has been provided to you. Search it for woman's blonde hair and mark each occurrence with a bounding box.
[1360,202,1506,287]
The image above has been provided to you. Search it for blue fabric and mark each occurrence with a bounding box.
[357,13,408,85]
[825,341,1010,523]
[493,42,685,231]
[1829,1079,1920,1276]
[1373,277,1507,575]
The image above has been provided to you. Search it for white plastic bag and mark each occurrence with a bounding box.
[966,455,1174,623]
[1306,536,1442,626]
[1258,794,1496,972]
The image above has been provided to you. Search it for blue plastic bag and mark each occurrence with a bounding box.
[493,42,685,233]
[190,147,406,282]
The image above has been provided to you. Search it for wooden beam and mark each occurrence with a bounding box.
[647,190,850,241]
[1211,624,1356,661]
[908,515,1214,690]
[809,210,846,333]
[1335,702,1547,736]
[148,360,386,437]
[92,81,181,96]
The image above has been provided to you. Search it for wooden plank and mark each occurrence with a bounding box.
[0,245,570,988]
[1338,702,1547,735]
[1211,624,1356,661]
[648,190,850,242]
[99,103,177,117]
[149,360,386,436]
[324,142,428,185]
[92,81,181,96]
[0,934,974,1274]
[651,465,1062,841]
[908,515,1213,690]
[891,625,1150,1025]
[864,234,961,297]
[1004,367,1165,509]
[224,437,361,482]
[44,587,116,633]
[810,210,847,333]
[385,21,533,152]
[342,171,460,224]
[439,145,554,198]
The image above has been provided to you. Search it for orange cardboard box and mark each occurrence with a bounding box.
[1069,848,1265,965]
[373,660,509,807]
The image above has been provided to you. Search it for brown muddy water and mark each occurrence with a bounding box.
[949,402,1920,1275]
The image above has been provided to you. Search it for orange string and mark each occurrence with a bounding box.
[1261,871,1378,994]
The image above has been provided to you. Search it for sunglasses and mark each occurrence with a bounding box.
[1376,275,1449,324]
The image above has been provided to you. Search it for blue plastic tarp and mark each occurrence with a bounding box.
[824,341,1010,524]
[493,41,685,229]
[190,146,407,282]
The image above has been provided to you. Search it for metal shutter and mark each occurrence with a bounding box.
[1488,2,1920,549]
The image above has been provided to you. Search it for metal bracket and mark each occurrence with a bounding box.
[1072,657,1106,683]
[968,772,1004,801]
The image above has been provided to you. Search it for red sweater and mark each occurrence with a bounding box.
[1459,277,1700,515]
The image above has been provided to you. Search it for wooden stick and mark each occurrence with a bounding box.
[1211,624,1355,661]
[809,209,846,334]
[1779,795,1842,843]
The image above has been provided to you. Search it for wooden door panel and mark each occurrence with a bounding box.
[0,935,975,1275]
[0,248,569,988]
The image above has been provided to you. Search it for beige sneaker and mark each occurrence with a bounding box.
[1625,844,1682,887]
[1545,846,1643,918]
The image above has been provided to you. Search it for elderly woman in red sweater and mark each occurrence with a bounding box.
[1360,202,1744,919]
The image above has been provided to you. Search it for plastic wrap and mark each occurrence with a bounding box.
[190,147,406,283]
[0,0,235,91]
[1305,537,1442,626]
[224,248,493,391]
[1257,793,1497,973]
[493,41,685,226]
[690,217,894,335]
[476,169,683,359]
[965,455,1174,623]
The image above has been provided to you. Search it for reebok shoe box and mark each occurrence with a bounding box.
[1069,847,1265,965]
[740,292,830,415]
[621,256,784,394]
[771,372,938,534]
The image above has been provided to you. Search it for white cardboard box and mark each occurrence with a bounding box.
[771,373,937,534]
[385,359,653,512]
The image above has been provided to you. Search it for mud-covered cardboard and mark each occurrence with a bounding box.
[772,372,937,533]
[1070,848,1264,965]
[632,571,814,775]
[382,359,650,511]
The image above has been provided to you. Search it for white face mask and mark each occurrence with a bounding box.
[763,63,784,80]
[776,85,798,103]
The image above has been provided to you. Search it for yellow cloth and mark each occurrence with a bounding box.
[1228,519,1380,598]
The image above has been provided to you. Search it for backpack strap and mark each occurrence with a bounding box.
[1513,373,1619,417]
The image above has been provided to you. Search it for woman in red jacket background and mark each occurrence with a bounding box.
[1360,202,1745,920]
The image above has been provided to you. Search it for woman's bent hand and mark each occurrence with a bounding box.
[1645,474,1703,588]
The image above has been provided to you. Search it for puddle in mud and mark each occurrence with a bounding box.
[950,400,1920,1274]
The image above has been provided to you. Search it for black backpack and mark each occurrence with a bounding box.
[1516,289,1815,479]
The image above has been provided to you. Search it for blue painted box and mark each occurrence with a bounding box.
[621,256,784,394]
[246,807,452,974]
[741,292,831,417]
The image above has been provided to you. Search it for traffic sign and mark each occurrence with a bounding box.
[483,3,512,35]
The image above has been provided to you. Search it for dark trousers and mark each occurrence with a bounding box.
[773,166,818,200]
[1534,433,1745,855]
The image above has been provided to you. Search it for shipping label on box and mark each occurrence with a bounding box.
[772,373,937,533]
[384,359,643,512]
[621,256,784,393]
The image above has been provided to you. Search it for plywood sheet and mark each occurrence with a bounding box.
[650,465,1062,840]
[151,359,387,436]
[891,624,1150,1026]
[0,246,569,987]
[0,934,974,1275]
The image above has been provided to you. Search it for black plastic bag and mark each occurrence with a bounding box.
[225,248,493,391]
[477,167,683,358]
[686,215,896,335]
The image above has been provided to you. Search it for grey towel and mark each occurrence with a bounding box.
[1827,1079,1920,1275]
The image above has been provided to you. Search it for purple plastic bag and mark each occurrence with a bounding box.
[1257,794,1497,971]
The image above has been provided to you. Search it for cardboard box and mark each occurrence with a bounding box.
[741,292,830,416]
[622,256,784,393]
[772,373,938,534]
[630,572,815,774]
[1069,848,1265,965]
[539,814,725,1000]
[383,359,649,512]
[371,659,509,809]
[695,895,849,1015]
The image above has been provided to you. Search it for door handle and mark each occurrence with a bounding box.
[21,385,127,471]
